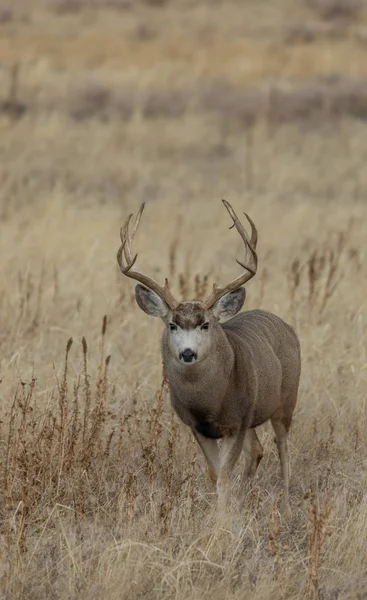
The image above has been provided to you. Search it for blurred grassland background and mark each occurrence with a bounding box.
[0,0,366,599]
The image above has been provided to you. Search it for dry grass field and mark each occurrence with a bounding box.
[0,1,366,598]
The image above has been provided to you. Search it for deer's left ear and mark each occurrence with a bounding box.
[212,288,246,319]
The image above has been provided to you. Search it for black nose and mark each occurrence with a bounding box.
[180,348,197,363]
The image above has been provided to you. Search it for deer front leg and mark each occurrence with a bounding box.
[192,430,220,484]
[271,415,291,518]
[217,429,247,511]
[243,428,264,479]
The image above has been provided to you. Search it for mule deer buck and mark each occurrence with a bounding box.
[117,201,301,513]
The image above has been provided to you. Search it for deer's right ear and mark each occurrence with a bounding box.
[135,284,170,318]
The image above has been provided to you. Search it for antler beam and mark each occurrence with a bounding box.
[117,203,178,309]
[201,199,258,310]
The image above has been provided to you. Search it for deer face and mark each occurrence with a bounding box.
[118,200,256,365]
[135,285,246,364]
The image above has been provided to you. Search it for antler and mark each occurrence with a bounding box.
[117,203,178,309]
[201,199,258,310]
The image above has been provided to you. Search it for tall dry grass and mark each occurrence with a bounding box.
[0,145,365,598]
[0,1,366,598]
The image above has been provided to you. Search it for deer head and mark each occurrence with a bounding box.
[117,200,258,364]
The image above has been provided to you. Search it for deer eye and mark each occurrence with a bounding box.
[169,323,177,332]
[201,322,209,331]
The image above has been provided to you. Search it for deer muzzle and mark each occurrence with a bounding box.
[179,348,197,363]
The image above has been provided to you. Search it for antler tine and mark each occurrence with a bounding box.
[117,203,147,273]
[124,202,145,263]
[202,200,258,310]
[117,204,178,309]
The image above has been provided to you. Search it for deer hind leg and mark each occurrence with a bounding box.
[271,415,291,516]
[217,430,246,512]
[243,428,264,479]
[192,430,220,484]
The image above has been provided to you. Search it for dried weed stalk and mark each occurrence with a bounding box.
[304,484,332,599]
[288,231,351,322]
[268,502,286,599]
